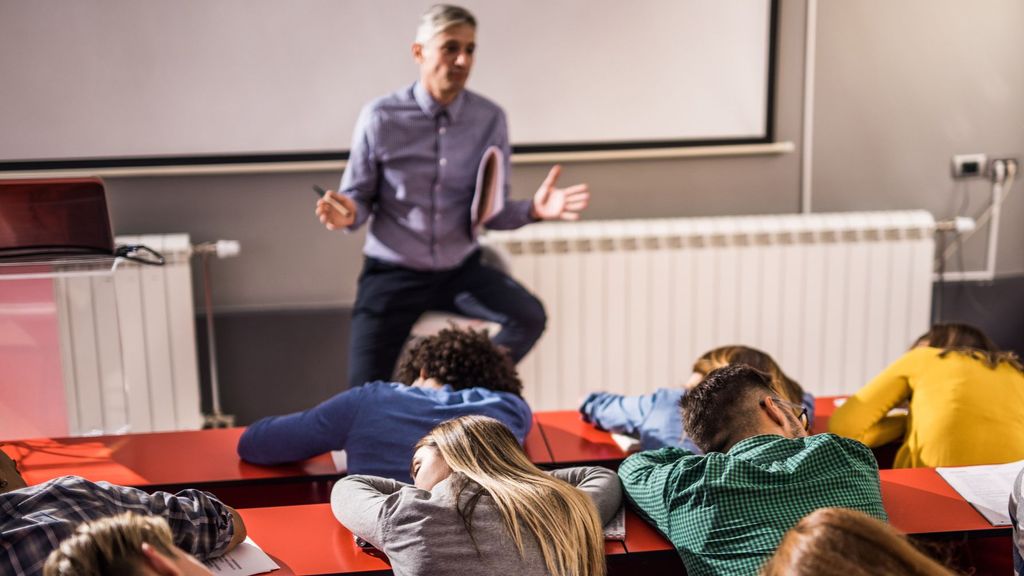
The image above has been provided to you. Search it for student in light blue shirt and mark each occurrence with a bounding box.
[579,345,815,453]
[237,327,531,482]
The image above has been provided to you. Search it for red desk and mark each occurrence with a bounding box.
[240,503,626,576]
[611,466,1011,562]
[534,411,627,466]
[2,420,552,508]
[0,428,341,508]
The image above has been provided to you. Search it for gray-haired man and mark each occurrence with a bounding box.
[315,5,590,388]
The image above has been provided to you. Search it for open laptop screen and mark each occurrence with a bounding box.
[0,178,114,259]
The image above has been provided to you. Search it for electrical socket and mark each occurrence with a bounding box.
[951,154,987,179]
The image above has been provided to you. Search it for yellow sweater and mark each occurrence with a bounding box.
[830,347,1024,468]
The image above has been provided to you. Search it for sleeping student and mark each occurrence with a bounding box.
[331,415,621,576]
[830,322,1024,468]
[579,345,814,452]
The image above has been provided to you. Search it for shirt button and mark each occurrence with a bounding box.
[439,158,447,166]
[439,127,447,135]
[434,184,441,192]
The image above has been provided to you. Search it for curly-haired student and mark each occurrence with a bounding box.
[237,327,531,481]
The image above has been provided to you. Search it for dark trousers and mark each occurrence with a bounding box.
[347,250,547,388]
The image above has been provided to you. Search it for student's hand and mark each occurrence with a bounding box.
[531,165,590,221]
[226,506,247,551]
[315,191,357,230]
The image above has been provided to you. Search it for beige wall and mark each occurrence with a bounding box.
[104,0,1024,311]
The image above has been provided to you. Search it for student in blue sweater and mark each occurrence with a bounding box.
[579,345,814,453]
[237,327,531,481]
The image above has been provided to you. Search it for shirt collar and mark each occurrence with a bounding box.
[413,81,466,122]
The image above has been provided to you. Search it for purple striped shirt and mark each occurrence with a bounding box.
[339,82,534,271]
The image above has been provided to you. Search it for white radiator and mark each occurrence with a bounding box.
[484,211,936,411]
[55,234,202,435]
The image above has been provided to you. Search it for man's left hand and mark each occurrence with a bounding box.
[531,164,590,221]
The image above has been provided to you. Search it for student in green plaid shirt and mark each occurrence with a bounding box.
[619,364,887,576]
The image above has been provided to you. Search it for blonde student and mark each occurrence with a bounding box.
[331,415,621,576]
[830,322,1024,468]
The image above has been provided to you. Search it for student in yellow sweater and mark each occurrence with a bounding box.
[830,323,1024,468]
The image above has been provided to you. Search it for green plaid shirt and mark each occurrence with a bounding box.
[619,433,887,576]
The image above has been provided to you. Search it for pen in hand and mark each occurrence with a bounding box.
[313,185,352,218]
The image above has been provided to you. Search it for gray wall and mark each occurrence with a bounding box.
[105,0,1024,315]
[106,0,809,311]
[97,0,1024,422]
[812,0,1024,275]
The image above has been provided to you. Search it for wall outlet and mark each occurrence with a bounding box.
[951,153,987,179]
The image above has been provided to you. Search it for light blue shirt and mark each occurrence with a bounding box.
[237,382,532,482]
[580,388,816,454]
[340,82,534,271]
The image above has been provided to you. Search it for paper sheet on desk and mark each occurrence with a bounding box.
[204,537,280,575]
[937,459,1024,526]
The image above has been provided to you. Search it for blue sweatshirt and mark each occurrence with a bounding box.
[237,382,532,482]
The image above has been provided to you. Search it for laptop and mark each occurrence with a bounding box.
[0,177,116,262]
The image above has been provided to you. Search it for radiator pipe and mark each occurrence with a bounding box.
[194,240,239,428]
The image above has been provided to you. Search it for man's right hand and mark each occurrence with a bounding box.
[315,190,357,230]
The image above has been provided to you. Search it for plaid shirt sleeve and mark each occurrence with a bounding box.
[618,447,696,532]
[84,480,236,558]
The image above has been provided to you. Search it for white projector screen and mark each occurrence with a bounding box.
[0,0,776,168]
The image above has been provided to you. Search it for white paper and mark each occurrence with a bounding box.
[204,537,280,576]
[331,449,348,473]
[610,433,641,454]
[936,459,1024,526]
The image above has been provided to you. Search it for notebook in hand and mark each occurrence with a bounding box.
[470,146,505,236]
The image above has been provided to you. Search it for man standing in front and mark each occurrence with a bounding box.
[619,364,887,576]
[316,5,590,388]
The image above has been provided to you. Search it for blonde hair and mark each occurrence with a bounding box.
[419,415,606,576]
[760,508,955,576]
[693,345,806,405]
[44,513,177,576]
[415,4,476,44]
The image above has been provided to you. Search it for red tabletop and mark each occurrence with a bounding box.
[812,395,843,435]
[0,427,339,487]
[240,502,625,576]
[523,417,553,464]
[240,504,391,575]
[880,467,1006,536]
[534,411,627,465]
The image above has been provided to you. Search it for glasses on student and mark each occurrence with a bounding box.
[761,397,810,432]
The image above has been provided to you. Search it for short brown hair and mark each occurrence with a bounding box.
[681,364,774,453]
[760,507,955,575]
[395,327,522,396]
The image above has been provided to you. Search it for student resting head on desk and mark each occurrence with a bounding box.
[237,326,532,481]
[829,322,1024,468]
[579,345,814,453]
[331,415,622,576]
[0,449,244,576]
[619,364,886,576]
[44,513,213,576]
[760,507,954,575]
